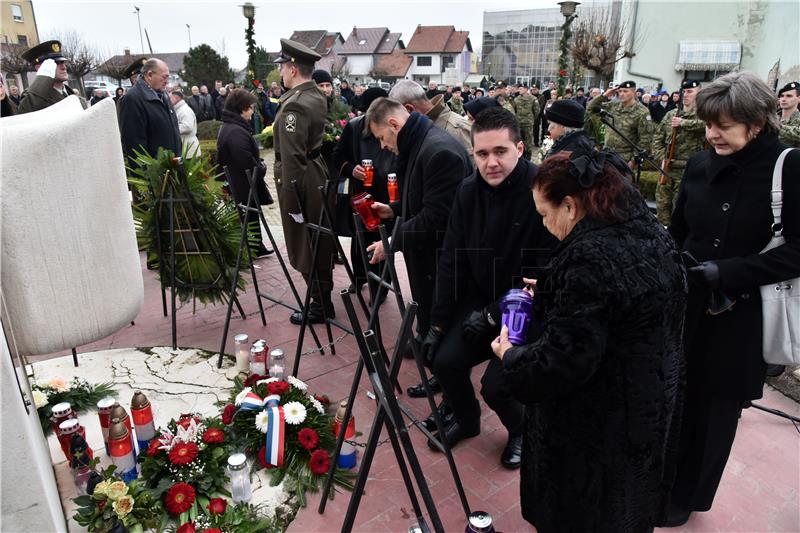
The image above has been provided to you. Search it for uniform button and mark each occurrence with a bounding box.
[741,293,750,300]
[713,238,721,247]
[722,203,730,211]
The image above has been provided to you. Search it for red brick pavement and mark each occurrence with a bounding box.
[35,247,800,533]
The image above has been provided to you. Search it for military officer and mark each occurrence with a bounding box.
[17,40,86,113]
[777,81,800,147]
[513,84,540,160]
[447,86,465,116]
[272,38,336,324]
[123,56,148,87]
[652,80,706,226]
[587,80,653,166]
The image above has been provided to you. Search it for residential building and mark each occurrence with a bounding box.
[289,30,345,76]
[89,49,188,88]
[403,25,472,86]
[338,27,404,85]
[1,0,38,47]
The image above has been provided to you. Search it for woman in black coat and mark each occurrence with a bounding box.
[493,151,687,532]
[666,71,800,526]
[542,99,595,158]
[217,89,273,257]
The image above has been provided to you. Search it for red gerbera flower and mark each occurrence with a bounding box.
[146,438,162,457]
[267,380,289,396]
[297,428,319,451]
[168,442,199,465]
[207,497,227,515]
[165,483,196,515]
[309,449,331,475]
[222,404,236,425]
[202,427,224,444]
[176,522,196,533]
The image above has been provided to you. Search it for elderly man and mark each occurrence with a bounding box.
[169,89,201,159]
[425,80,441,99]
[18,40,86,113]
[389,79,473,162]
[8,84,21,106]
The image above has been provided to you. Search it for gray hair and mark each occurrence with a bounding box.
[389,80,427,105]
[141,58,166,77]
[696,71,779,134]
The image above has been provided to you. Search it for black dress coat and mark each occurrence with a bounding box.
[502,196,687,532]
[543,129,596,159]
[670,132,800,399]
[119,80,181,167]
[217,110,272,207]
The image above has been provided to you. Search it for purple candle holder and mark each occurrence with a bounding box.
[499,289,533,345]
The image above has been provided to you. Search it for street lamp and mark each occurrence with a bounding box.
[242,2,255,19]
[558,1,580,17]
[133,5,144,54]
[241,3,257,87]
[556,1,580,97]
[186,24,192,49]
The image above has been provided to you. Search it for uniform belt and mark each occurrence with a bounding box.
[274,148,321,162]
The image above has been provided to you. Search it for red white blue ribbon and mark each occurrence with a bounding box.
[238,391,267,411]
[263,394,284,467]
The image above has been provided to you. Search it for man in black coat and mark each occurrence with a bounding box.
[119,58,181,168]
[425,108,555,468]
[364,98,472,339]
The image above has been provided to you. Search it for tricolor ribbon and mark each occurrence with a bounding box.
[263,394,285,467]
[238,391,268,411]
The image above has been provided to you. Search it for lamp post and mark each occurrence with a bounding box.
[241,2,257,87]
[133,5,144,55]
[186,24,192,49]
[557,1,580,98]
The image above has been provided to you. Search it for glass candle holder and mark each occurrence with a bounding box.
[227,453,252,504]
[351,192,380,231]
[499,289,534,345]
[387,173,398,203]
[362,159,374,187]
[234,333,250,372]
[268,349,285,380]
[250,341,267,376]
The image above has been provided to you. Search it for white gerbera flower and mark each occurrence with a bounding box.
[287,376,307,392]
[308,396,325,415]
[32,390,49,409]
[254,410,270,433]
[234,387,252,406]
[283,401,307,425]
[256,377,279,385]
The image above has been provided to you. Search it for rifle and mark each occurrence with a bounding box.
[661,94,684,185]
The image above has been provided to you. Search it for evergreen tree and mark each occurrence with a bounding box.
[252,46,276,83]
[182,44,234,88]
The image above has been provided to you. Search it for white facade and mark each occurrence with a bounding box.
[406,46,471,85]
[614,0,800,92]
[345,55,375,82]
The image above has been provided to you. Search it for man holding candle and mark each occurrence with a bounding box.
[422,108,555,468]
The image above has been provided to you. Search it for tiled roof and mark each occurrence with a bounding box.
[289,30,327,51]
[340,27,389,55]
[98,52,187,74]
[319,33,344,55]
[405,25,471,54]
[375,32,402,54]
[374,49,412,78]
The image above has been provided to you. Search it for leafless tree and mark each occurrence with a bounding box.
[330,60,350,81]
[96,50,131,87]
[1,43,34,89]
[570,7,638,86]
[44,29,99,95]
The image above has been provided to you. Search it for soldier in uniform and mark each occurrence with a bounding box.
[587,80,653,166]
[652,80,706,226]
[777,81,800,147]
[447,86,465,116]
[17,40,87,114]
[531,84,546,146]
[513,84,540,160]
[272,38,336,324]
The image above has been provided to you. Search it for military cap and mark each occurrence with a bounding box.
[274,38,321,65]
[496,80,504,87]
[451,86,462,93]
[531,84,539,89]
[576,86,585,92]
[618,80,636,89]
[488,85,496,91]
[474,88,485,96]
[122,56,148,79]
[778,81,799,97]
[681,80,701,90]
[22,40,66,66]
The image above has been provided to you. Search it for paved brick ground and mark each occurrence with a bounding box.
[34,232,800,532]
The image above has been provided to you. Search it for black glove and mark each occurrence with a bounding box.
[462,308,497,342]
[420,328,444,367]
[688,261,721,290]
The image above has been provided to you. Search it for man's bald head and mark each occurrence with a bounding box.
[141,58,170,92]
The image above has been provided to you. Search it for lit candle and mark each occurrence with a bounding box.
[108,418,137,482]
[130,391,156,453]
[227,453,252,503]
[234,333,250,373]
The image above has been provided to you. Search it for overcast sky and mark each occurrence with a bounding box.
[33,0,558,70]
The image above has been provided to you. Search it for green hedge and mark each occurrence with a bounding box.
[196,120,222,140]
[198,140,217,165]
[638,171,658,201]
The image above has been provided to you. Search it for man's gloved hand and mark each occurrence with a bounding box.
[37,58,57,78]
[420,327,444,367]
[462,307,497,342]
[688,261,721,290]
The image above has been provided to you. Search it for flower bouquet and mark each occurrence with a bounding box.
[32,377,115,435]
[173,499,278,533]
[220,375,354,507]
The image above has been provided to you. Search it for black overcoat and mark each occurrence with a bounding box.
[217,110,271,206]
[670,132,800,399]
[119,80,181,166]
[502,197,687,532]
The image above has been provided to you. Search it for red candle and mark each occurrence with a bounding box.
[351,192,380,231]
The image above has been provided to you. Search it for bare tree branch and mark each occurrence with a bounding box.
[96,50,130,86]
[1,43,34,88]
[570,7,638,85]
[43,29,100,94]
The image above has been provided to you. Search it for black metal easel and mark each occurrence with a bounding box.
[152,160,247,350]
[597,110,670,184]
[216,167,325,368]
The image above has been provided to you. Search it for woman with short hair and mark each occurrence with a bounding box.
[493,150,687,532]
[666,71,800,526]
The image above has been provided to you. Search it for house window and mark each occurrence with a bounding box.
[442,55,455,68]
[417,56,432,67]
[11,4,23,21]
[17,34,27,46]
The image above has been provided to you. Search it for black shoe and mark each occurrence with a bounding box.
[658,503,691,527]
[407,376,441,398]
[766,364,786,377]
[254,245,274,258]
[427,421,479,452]
[421,401,453,431]
[289,302,334,325]
[500,434,523,469]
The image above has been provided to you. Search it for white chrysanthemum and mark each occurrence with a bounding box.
[254,410,270,434]
[32,390,49,409]
[308,396,325,415]
[283,401,307,425]
[287,376,307,392]
[234,387,252,406]
[256,377,279,385]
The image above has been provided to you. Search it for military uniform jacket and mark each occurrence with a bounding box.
[447,97,465,116]
[652,107,706,169]
[272,80,332,274]
[513,94,540,124]
[587,95,653,162]
[779,110,800,148]
[17,75,86,114]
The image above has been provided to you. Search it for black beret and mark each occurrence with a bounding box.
[464,96,501,119]
[22,40,66,65]
[618,80,637,89]
[778,82,799,97]
[312,69,333,85]
[681,80,701,90]
[274,38,321,65]
[545,99,585,128]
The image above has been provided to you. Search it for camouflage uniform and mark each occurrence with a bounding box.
[447,97,465,116]
[501,100,516,115]
[513,94,540,160]
[779,110,800,148]
[652,106,706,226]
[587,94,653,163]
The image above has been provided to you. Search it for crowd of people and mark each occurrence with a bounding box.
[3,36,800,533]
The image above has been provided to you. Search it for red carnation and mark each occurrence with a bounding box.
[309,449,331,475]
[146,439,162,457]
[244,373,266,387]
[297,428,319,451]
[314,394,331,406]
[165,483,196,515]
[177,523,196,533]
[222,404,236,425]
[202,427,225,444]
[177,414,199,429]
[559,69,567,76]
[257,445,275,469]
[267,380,290,396]
[207,497,227,515]
[169,442,199,465]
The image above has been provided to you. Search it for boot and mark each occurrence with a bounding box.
[289,296,334,325]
